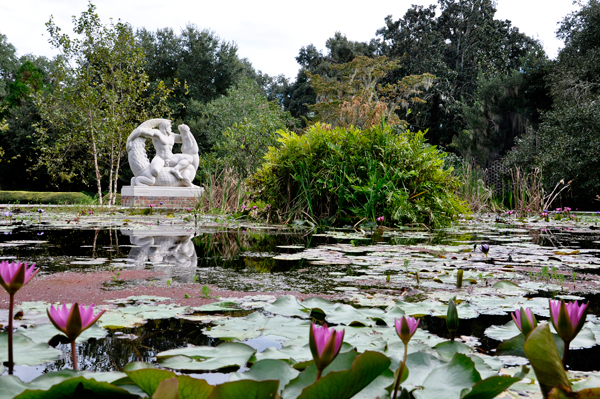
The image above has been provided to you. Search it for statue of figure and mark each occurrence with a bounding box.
[126,119,199,187]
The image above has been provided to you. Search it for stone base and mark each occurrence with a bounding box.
[121,186,204,208]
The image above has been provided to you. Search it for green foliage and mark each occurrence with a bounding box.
[248,123,469,226]
[191,78,297,177]
[505,0,600,204]
[375,0,541,147]
[34,4,173,205]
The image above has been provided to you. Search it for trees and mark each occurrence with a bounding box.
[136,26,250,124]
[376,0,540,147]
[506,0,600,204]
[284,33,378,124]
[307,55,435,129]
[34,3,170,204]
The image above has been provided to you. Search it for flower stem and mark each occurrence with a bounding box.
[315,368,322,381]
[393,343,409,399]
[71,340,78,370]
[8,293,14,375]
[562,340,570,368]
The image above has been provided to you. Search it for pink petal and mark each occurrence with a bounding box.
[512,311,522,329]
[550,300,561,322]
[334,329,344,353]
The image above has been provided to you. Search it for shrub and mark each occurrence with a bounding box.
[248,123,469,227]
[0,191,95,204]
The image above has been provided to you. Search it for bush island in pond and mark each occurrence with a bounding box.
[248,123,469,226]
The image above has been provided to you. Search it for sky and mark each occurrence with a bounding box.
[0,0,582,80]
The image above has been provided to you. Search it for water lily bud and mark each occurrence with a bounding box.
[456,269,463,288]
[480,244,489,257]
[512,307,538,338]
[309,323,344,373]
[447,297,459,340]
[394,316,420,345]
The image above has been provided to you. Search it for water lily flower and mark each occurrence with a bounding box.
[549,299,588,366]
[309,323,344,380]
[47,303,105,370]
[0,261,38,374]
[395,316,419,345]
[480,243,489,257]
[0,261,38,295]
[512,307,538,338]
[393,316,420,399]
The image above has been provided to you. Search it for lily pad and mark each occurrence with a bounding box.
[157,342,256,371]
[0,333,61,366]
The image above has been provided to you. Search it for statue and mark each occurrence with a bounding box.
[126,119,199,187]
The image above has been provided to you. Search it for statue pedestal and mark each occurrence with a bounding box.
[121,186,204,208]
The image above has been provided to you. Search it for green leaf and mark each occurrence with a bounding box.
[230,359,299,395]
[157,342,256,371]
[175,375,214,399]
[417,353,481,399]
[14,377,138,399]
[0,333,61,365]
[523,323,570,398]
[460,375,522,399]
[282,351,359,399]
[295,351,391,399]
[209,380,279,399]
[18,323,107,344]
[153,378,180,399]
[126,368,177,396]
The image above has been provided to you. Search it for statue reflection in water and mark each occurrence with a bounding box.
[121,230,197,283]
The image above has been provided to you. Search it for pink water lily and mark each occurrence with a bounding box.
[511,307,537,338]
[47,303,105,370]
[393,316,420,399]
[0,261,38,295]
[48,303,105,341]
[549,299,588,366]
[0,261,39,374]
[395,316,420,345]
[309,323,344,380]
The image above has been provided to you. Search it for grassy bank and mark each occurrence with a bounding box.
[0,191,120,205]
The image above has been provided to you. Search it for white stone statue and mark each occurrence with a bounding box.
[126,119,199,187]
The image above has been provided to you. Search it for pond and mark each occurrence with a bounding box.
[1,208,600,398]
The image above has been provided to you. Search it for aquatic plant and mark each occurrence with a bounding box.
[47,303,105,370]
[0,261,38,374]
[309,323,344,380]
[549,299,588,366]
[480,243,489,257]
[512,307,538,338]
[447,296,459,341]
[393,316,420,399]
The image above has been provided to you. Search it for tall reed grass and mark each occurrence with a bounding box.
[194,168,250,213]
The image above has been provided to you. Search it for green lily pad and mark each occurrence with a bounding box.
[204,312,311,341]
[157,342,256,371]
[416,353,481,399]
[18,323,107,344]
[195,302,241,312]
[229,359,299,394]
[0,333,61,366]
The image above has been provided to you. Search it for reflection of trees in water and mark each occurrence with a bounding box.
[43,319,218,373]
[193,231,308,272]
[0,228,124,273]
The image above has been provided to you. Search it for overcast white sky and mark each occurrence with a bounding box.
[0,0,582,80]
